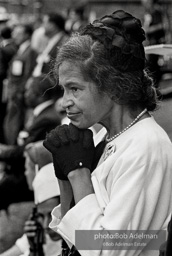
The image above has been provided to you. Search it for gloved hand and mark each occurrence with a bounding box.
[43,123,95,180]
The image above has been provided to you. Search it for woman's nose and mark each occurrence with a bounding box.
[62,92,73,110]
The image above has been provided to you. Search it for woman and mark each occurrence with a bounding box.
[43,10,172,256]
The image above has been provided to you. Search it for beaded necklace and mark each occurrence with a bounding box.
[105,108,147,143]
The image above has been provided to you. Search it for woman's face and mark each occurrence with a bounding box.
[59,61,113,129]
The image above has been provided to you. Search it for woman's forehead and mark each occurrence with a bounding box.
[59,61,84,83]
[59,61,81,74]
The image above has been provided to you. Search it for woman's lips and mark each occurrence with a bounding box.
[67,112,81,119]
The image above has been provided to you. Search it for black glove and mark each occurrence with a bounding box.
[43,123,95,180]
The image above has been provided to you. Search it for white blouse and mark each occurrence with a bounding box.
[50,117,172,256]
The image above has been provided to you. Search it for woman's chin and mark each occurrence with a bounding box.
[70,121,90,129]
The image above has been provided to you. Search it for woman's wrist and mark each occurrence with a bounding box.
[68,168,94,203]
[68,167,90,180]
[58,179,73,217]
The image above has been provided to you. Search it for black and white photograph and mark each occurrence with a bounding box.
[0,1,172,255]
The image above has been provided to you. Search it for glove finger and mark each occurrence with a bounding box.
[49,129,62,147]
[43,130,61,151]
[56,125,69,145]
[83,129,94,149]
[43,139,57,153]
[68,123,79,142]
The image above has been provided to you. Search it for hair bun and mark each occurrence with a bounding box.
[101,10,146,44]
[120,17,145,44]
[81,10,146,71]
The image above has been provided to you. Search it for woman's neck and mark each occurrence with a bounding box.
[100,104,150,139]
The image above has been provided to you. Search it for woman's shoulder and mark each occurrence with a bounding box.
[134,116,171,143]
[123,116,172,154]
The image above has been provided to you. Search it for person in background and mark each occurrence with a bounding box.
[3,23,37,145]
[0,26,17,79]
[141,0,166,86]
[31,17,49,55]
[24,140,52,175]
[0,7,9,40]
[43,10,172,256]
[0,75,63,210]
[0,139,51,255]
[0,151,61,256]
[18,75,63,146]
[0,25,18,143]
[65,4,88,35]
[32,12,68,79]
[25,162,61,256]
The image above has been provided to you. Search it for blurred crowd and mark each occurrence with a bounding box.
[0,10,69,212]
[0,4,98,255]
[0,0,171,255]
[141,0,172,87]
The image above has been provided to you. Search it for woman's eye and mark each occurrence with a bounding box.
[71,87,78,92]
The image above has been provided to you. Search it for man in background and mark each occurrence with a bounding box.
[0,75,63,210]
[141,0,166,86]
[0,26,17,143]
[33,12,68,79]
[3,23,37,145]
[0,154,61,256]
